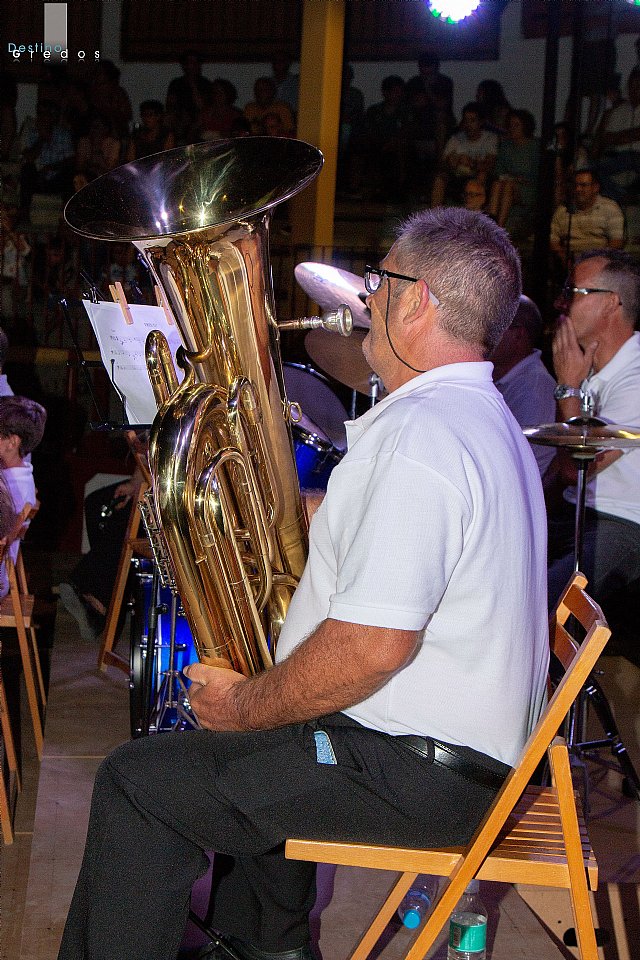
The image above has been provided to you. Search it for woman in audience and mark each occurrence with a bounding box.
[488,109,539,235]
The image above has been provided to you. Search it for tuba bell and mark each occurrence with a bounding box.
[65,138,325,675]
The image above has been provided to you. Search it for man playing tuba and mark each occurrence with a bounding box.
[58,208,548,960]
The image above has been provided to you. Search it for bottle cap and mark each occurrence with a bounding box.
[402,908,422,929]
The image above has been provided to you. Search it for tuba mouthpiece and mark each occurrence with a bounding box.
[278,304,353,337]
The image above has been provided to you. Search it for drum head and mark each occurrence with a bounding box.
[284,363,349,451]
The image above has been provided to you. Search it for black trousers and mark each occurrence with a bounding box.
[57,713,509,960]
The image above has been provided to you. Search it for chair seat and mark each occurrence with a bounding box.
[286,786,597,890]
[0,592,34,627]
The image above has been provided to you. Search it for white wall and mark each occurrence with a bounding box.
[14,0,640,135]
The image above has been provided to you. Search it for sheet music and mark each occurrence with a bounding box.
[82,301,185,425]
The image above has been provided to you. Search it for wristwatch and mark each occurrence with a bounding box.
[553,384,582,401]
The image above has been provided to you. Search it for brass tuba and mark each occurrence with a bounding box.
[65,138,328,675]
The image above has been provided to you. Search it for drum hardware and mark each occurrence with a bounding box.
[294,262,371,330]
[526,415,640,805]
[129,559,199,738]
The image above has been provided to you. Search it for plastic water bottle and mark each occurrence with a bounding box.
[447,879,488,960]
[397,875,439,929]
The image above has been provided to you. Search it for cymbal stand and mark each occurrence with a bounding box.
[368,372,382,408]
[565,432,640,807]
[151,592,200,733]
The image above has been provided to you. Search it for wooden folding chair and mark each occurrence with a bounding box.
[0,502,45,761]
[98,467,151,675]
[286,573,610,960]
[0,662,21,844]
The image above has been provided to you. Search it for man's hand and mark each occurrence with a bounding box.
[183,663,248,730]
[552,315,598,387]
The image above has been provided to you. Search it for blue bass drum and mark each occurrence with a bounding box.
[129,560,198,737]
[283,363,348,490]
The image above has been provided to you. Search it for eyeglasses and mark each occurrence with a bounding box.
[560,284,622,305]
[364,265,440,306]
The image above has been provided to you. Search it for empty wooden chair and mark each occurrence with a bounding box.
[0,502,45,761]
[286,573,610,960]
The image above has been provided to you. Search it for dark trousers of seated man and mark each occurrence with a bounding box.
[547,503,640,610]
[57,712,509,960]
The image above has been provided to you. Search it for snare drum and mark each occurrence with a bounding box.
[284,363,348,490]
[129,560,197,737]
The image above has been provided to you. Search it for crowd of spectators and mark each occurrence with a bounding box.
[2,48,640,329]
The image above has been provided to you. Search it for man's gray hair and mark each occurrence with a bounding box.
[576,249,640,328]
[393,207,522,354]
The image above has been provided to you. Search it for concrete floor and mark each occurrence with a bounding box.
[2,549,640,960]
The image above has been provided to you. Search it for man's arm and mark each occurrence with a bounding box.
[184,618,420,731]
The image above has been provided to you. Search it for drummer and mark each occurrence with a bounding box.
[548,249,640,607]
[57,209,549,960]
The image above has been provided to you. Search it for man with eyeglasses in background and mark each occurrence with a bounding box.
[548,249,640,610]
[57,209,549,960]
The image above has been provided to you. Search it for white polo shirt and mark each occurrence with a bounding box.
[570,332,640,525]
[276,363,549,766]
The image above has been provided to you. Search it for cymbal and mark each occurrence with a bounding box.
[295,262,370,329]
[305,328,386,395]
[524,416,640,452]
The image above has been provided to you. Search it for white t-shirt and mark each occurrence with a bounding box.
[1,462,36,596]
[494,350,557,477]
[276,363,549,766]
[567,332,640,525]
[604,102,640,153]
[442,130,498,175]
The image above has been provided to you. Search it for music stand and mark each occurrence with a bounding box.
[525,415,640,805]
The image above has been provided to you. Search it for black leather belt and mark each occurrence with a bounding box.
[397,735,510,792]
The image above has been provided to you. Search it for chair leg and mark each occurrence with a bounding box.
[549,741,599,960]
[8,562,44,760]
[0,672,21,792]
[98,487,145,673]
[28,625,46,707]
[349,872,417,960]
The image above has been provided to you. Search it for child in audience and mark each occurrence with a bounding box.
[0,396,46,592]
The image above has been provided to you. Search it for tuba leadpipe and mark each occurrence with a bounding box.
[65,138,324,675]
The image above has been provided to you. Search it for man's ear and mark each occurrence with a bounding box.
[403,279,432,325]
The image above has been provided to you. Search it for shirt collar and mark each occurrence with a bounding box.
[589,331,640,386]
[345,361,494,445]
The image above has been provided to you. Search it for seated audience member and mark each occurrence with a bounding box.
[362,75,411,200]
[547,249,640,608]
[57,208,549,960]
[0,396,46,590]
[88,60,132,141]
[476,79,511,135]
[198,79,243,140]
[462,179,488,212]
[1,205,31,319]
[73,116,121,192]
[0,473,17,547]
[551,122,588,208]
[491,295,556,479]
[244,77,295,136]
[0,327,14,397]
[406,53,454,122]
[126,101,175,162]
[270,54,299,116]
[550,169,625,269]
[0,72,18,162]
[597,67,640,201]
[19,102,75,214]
[488,109,539,236]
[165,51,212,146]
[58,432,147,641]
[431,102,497,206]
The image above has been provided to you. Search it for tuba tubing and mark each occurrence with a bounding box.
[65,139,325,676]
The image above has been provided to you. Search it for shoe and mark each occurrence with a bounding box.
[56,582,101,642]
